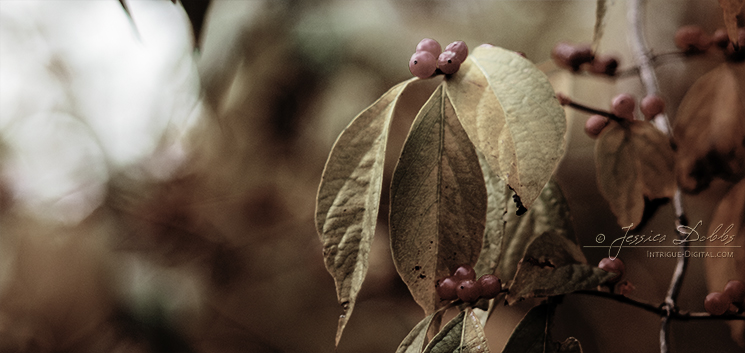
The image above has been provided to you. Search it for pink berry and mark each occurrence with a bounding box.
[437,51,461,74]
[477,274,501,299]
[452,265,476,281]
[436,277,459,301]
[598,257,625,283]
[705,292,733,315]
[551,42,594,71]
[675,25,711,52]
[640,95,665,120]
[456,279,481,303]
[611,93,636,120]
[588,55,619,76]
[724,280,745,304]
[416,38,442,58]
[713,28,729,48]
[585,115,610,139]
[445,41,469,62]
[409,52,437,79]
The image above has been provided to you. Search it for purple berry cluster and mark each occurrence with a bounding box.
[409,38,469,79]
[435,264,502,303]
[704,280,745,315]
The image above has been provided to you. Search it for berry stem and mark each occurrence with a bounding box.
[556,93,625,123]
[628,1,690,352]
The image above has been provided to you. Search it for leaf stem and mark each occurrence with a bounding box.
[627,1,690,352]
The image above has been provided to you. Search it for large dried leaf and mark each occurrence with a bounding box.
[461,309,491,353]
[704,179,745,347]
[390,84,488,315]
[473,151,511,278]
[423,311,466,353]
[397,311,447,353]
[501,302,582,353]
[316,77,416,345]
[447,45,566,210]
[497,180,576,282]
[595,120,676,229]
[718,0,745,45]
[674,63,745,193]
[506,232,615,305]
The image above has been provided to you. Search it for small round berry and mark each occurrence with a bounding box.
[705,292,733,315]
[409,52,437,79]
[585,115,610,139]
[713,28,729,48]
[588,55,619,76]
[416,38,442,58]
[724,280,745,304]
[478,43,495,49]
[551,42,594,71]
[456,279,481,303]
[598,257,625,283]
[477,274,502,299]
[640,94,665,120]
[675,25,710,52]
[452,265,476,281]
[436,277,459,301]
[437,51,461,75]
[445,41,469,62]
[611,93,636,120]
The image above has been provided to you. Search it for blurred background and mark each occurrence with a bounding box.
[0,0,741,352]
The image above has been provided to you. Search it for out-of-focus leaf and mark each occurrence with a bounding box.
[674,62,745,193]
[501,302,583,353]
[592,0,609,51]
[704,179,745,347]
[596,120,676,229]
[423,311,466,353]
[397,311,447,353]
[718,0,745,45]
[390,84,487,315]
[180,0,212,49]
[473,151,510,278]
[506,232,615,305]
[316,78,416,346]
[461,309,491,353]
[497,180,576,282]
[447,45,566,210]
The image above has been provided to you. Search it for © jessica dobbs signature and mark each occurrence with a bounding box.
[594,220,736,259]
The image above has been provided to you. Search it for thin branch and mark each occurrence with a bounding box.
[627,1,691,352]
[555,93,625,123]
[572,290,745,321]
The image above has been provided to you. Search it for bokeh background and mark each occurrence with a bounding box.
[0,1,741,352]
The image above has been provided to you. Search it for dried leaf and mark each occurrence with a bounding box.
[473,151,510,278]
[316,78,416,346]
[501,302,583,353]
[705,179,745,347]
[447,45,566,210]
[497,180,576,282]
[390,84,488,315]
[595,120,676,229]
[674,63,745,193]
[397,311,447,353]
[461,309,491,353]
[592,0,609,51]
[506,232,615,305]
[718,0,745,46]
[423,311,466,353]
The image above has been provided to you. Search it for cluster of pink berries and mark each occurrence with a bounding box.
[435,264,502,303]
[704,280,745,315]
[551,42,619,76]
[675,25,745,60]
[409,38,469,79]
[584,93,665,139]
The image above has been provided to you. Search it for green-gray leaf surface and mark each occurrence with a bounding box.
[397,311,446,353]
[390,84,488,315]
[501,302,582,353]
[316,77,416,346]
[506,232,615,304]
[423,311,466,353]
[447,46,566,210]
